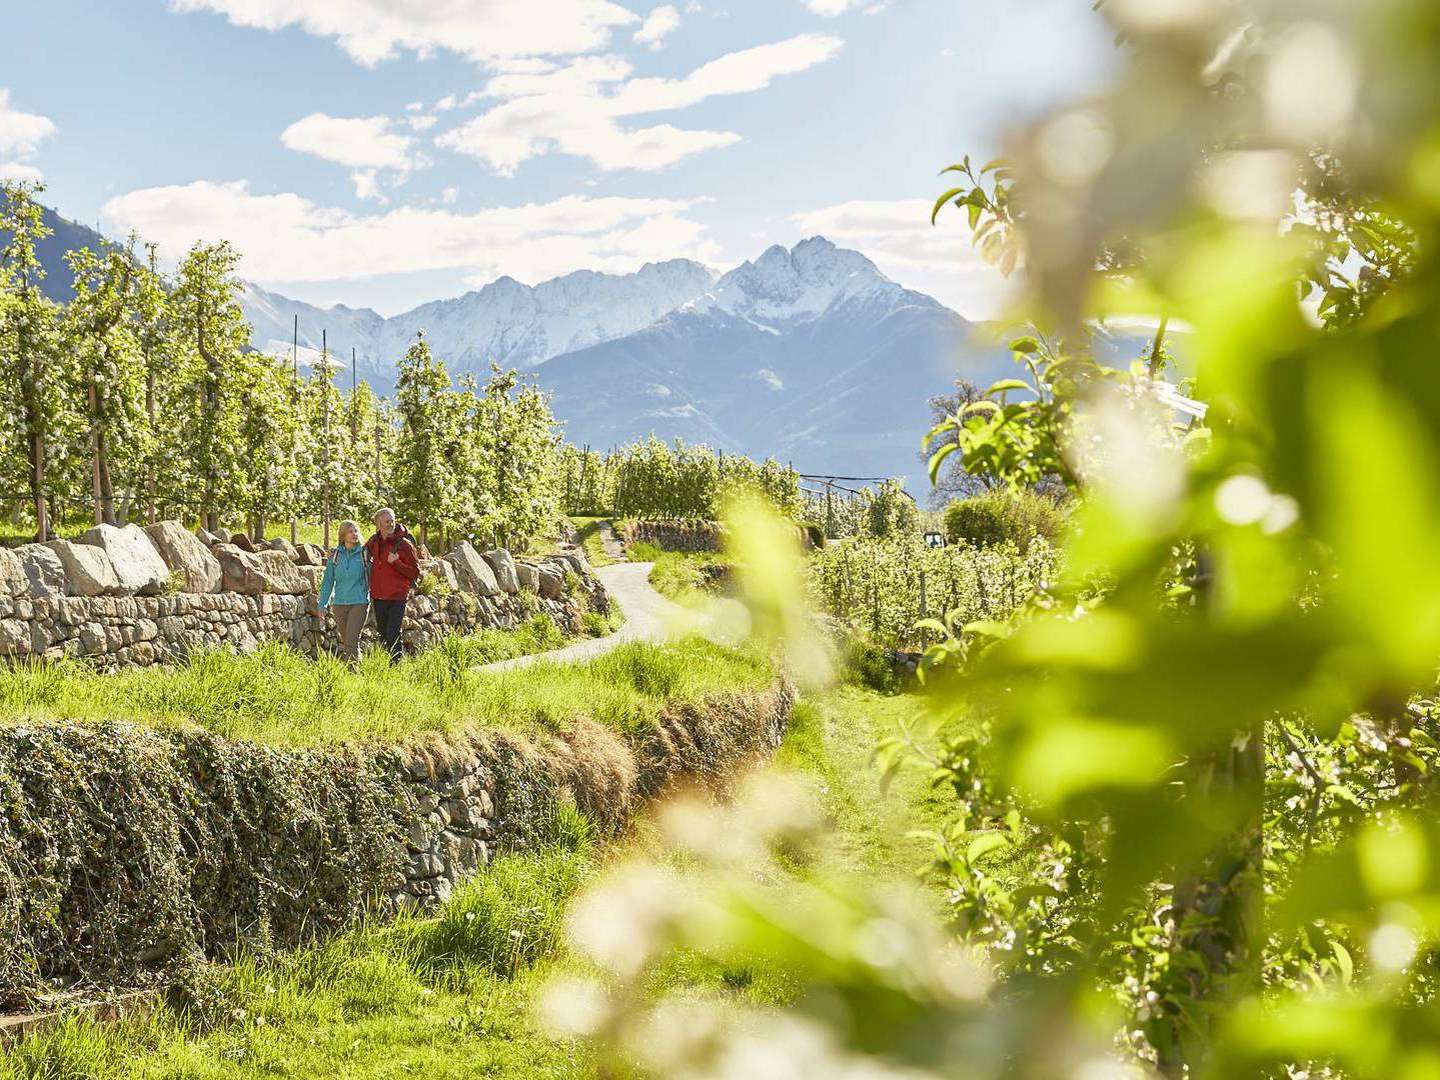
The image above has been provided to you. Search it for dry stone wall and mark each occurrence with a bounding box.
[0,683,795,1006]
[0,522,606,669]
[620,518,819,553]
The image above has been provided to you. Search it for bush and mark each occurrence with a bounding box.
[944,490,1064,551]
[414,569,453,599]
[844,638,901,695]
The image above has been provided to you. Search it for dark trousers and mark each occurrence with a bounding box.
[373,597,408,663]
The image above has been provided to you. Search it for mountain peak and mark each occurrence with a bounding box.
[690,236,897,325]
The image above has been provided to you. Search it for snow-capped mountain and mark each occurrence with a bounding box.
[533,237,1016,479]
[15,198,1021,484]
[242,259,717,382]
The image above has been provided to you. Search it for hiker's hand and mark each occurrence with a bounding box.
[387,550,399,564]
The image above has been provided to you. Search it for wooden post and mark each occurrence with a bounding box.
[350,347,359,443]
[290,314,299,547]
[321,330,331,550]
[374,407,383,503]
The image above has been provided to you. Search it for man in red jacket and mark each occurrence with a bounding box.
[365,507,420,663]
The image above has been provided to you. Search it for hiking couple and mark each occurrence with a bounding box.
[315,507,420,664]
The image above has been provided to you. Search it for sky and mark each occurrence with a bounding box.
[0,0,1113,318]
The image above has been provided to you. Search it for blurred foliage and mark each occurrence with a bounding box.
[556,1,1440,1077]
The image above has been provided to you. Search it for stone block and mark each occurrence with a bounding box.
[481,549,521,594]
[535,564,565,600]
[295,542,327,567]
[145,520,222,593]
[16,544,67,598]
[78,523,170,595]
[442,541,501,597]
[0,618,31,656]
[44,540,123,597]
[0,548,26,599]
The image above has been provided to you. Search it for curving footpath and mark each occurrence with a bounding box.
[478,560,679,672]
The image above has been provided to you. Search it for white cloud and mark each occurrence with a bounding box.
[406,114,438,132]
[800,0,860,14]
[792,199,1020,318]
[0,162,43,184]
[634,5,680,50]
[281,113,420,199]
[440,186,459,204]
[751,368,783,390]
[0,89,57,162]
[101,179,721,289]
[438,33,842,174]
[282,113,415,170]
[167,0,639,66]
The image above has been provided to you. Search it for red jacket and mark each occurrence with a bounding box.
[365,524,421,601]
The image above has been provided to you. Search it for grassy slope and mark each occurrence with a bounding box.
[0,635,774,746]
[0,683,948,1079]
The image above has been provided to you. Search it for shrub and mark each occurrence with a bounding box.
[944,490,1064,551]
[844,638,901,695]
[415,569,452,599]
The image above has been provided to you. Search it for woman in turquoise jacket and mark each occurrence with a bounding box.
[318,519,371,663]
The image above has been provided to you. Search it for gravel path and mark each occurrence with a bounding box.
[478,561,678,672]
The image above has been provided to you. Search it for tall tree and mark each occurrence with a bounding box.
[921,377,999,507]
[169,241,251,533]
[63,245,146,524]
[0,181,67,539]
[132,243,173,524]
[392,332,459,548]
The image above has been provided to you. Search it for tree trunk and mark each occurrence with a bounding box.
[99,437,115,526]
[145,368,157,524]
[28,430,47,542]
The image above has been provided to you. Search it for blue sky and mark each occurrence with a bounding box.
[0,0,1112,317]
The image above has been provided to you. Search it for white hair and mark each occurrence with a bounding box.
[372,507,396,524]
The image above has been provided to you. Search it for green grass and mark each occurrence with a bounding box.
[777,686,961,886]
[0,682,949,1079]
[0,827,602,1079]
[0,679,968,1079]
[640,549,730,608]
[568,518,617,568]
[0,635,774,747]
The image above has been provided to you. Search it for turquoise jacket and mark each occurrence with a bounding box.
[318,544,371,608]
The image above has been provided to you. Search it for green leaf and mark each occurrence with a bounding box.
[927,441,958,482]
[1009,336,1041,354]
[966,831,1009,863]
[1331,941,1354,985]
[930,187,966,225]
[985,378,1036,396]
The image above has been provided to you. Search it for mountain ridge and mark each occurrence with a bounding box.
[12,199,1016,485]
